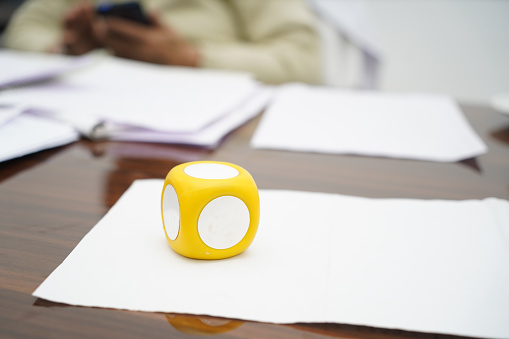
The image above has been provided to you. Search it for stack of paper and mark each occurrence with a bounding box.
[0,50,271,152]
[251,84,487,162]
[34,180,509,339]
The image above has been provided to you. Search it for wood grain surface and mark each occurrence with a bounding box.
[0,104,508,339]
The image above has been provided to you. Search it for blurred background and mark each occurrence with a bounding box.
[364,0,509,105]
[0,0,23,34]
[2,0,508,105]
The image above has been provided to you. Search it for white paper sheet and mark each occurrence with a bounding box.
[251,84,487,162]
[92,86,273,148]
[0,55,259,133]
[33,180,509,339]
[0,104,24,127]
[0,113,79,163]
[0,49,94,88]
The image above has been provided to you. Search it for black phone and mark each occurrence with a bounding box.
[96,2,151,26]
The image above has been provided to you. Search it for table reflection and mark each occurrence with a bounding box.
[166,314,244,336]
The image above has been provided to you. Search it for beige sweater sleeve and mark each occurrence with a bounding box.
[2,0,78,52]
[197,0,322,84]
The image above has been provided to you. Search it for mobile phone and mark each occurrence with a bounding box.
[96,2,151,26]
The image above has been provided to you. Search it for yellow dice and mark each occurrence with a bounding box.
[161,161,260,259]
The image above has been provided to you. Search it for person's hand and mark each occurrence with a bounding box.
[93,13,199,67]
[60,3,101,55]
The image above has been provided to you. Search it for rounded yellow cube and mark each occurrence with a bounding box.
[161,161,260,259]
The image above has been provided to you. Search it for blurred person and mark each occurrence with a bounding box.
[2,0,321,84]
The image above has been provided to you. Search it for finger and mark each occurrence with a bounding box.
[64,3,92,28]
[147,12,163,28]
[81,3,96,21]
[92,18,108,43]
[63,5,80,28]
[63,33,85,55]
[103,16,150,42]
[105,37,144,61]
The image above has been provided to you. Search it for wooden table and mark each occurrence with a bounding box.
[1,104,508,338]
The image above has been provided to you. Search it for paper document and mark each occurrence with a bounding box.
[0,55,260,133]
[0,112,79,163]
[0,52,268,147]
[251,84,487,162]
[34,180,509,339]
[0,49,94,88]
[0,103,23,127]
[99,86,273,148]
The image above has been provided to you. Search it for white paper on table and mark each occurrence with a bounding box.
[251,84,488,162]
[0,113,79,163]
[0,103,25,127]
[33,179,509,339]
[99,86,273,147]
[0,55,259,134]
[16,85,271,148]
[0,49,94,88]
